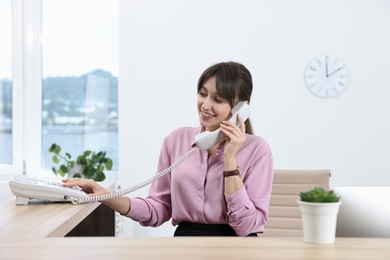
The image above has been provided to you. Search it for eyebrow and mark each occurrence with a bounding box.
[200,86,217,95]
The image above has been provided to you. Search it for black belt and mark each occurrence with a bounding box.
[174,221,258,237]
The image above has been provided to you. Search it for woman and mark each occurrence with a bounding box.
[63,61,274,236]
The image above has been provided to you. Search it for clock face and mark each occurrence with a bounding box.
[305,55,350,98]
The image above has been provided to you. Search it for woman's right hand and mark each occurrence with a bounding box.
[62,178,109,196]
[63,178,131,215]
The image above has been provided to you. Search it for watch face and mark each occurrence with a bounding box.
[305,55,350,98]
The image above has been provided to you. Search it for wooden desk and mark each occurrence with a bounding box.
[0,237,389,259]
[0,182,115,238]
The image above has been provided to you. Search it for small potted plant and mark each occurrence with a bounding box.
[297,187,342,244]
[49,143,113,181]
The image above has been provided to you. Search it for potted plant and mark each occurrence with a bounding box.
[297,187,342,244]
[49,143,113,181]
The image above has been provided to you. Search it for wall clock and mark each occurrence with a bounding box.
[304,55,350,98]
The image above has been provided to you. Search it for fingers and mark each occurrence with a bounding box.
[62,178,100,194]
[220,125,241,139]
[237,114,246,132]
[62,178,90,187]
[220,124,246,145]
[221,114,247,155]
[221,114,246,136]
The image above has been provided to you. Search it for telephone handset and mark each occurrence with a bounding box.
[9,102,251,205]
[194,101,251,150]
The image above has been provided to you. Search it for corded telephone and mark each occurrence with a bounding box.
[9,102,251,205]
[9,177,88,205]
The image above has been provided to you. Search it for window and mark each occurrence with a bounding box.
[0,0,12,165]
[41,0,119,175]
[0,0,118,179]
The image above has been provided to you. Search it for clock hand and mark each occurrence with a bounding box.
[325,56,329,77]
[328,66,345,77]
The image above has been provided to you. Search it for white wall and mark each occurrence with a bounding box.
[118,0,390,236]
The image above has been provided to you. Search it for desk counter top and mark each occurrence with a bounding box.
[0,181,114,238]
[0,237,389,260]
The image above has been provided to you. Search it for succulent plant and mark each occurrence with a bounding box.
[299,187,340,203]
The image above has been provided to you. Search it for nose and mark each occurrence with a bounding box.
[201,96,212,110]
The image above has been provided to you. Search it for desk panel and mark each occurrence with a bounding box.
[0,237,389,260]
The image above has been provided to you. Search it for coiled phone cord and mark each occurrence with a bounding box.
[69,146,198,204]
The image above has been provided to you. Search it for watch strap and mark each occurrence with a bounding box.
[223,167,240,177]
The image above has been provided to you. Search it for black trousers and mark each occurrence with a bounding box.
[174,222,258,237]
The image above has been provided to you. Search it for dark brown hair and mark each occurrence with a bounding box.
[197,61,254,134]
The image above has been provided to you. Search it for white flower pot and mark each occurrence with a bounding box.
[297,200,342,244]
[67,164,84,178]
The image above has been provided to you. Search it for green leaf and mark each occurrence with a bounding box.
[77,155,87,165]
[49,143,61,154]
[69,161,76,168]
[59,165,68,174]
[58,167,66,177]
[104,158,113,170]
[52,155,59,164]
[82,165,96,177]
[83,150,92,157]
[51,167,57,175]
[73,173,82,178]
[96,165,103,172]
[97,151,106,163]
[94,171,105,182]
[49,143,56,152]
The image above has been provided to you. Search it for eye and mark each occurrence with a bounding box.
[214,97,223,103]
[198,90,207,97]
[214,96,227,104]
[198,91,207,97]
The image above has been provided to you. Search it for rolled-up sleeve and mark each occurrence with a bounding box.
[225,143,273,236]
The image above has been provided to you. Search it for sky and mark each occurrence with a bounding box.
[0,0,12,79]
[0,0,118,79]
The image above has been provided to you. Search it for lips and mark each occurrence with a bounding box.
[201,111,215,120]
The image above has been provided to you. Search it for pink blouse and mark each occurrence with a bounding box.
[126,126,274,236]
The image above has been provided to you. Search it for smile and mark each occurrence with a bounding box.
[201,111,215,120]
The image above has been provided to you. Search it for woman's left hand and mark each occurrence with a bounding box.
[220,114,246,159]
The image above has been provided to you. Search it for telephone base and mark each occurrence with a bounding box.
[14,196,60,205]
[9,178,88,205]
[15,196,30,205]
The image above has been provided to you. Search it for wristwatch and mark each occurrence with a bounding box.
[223,167,241,177]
